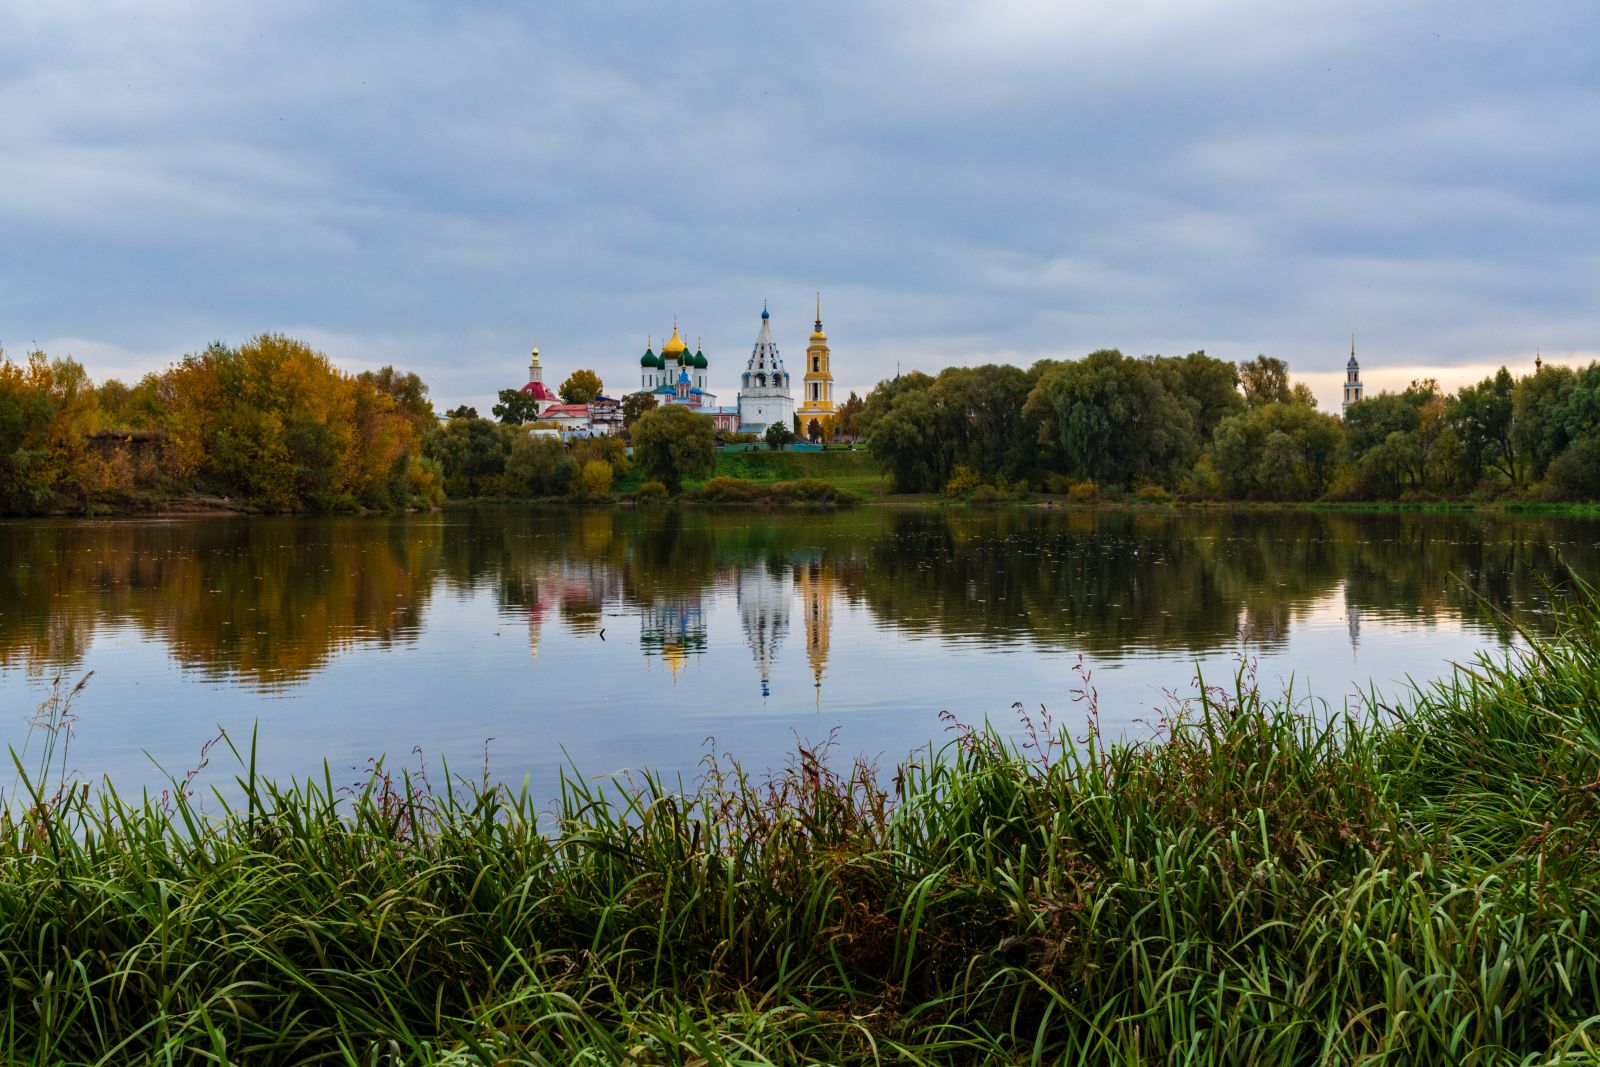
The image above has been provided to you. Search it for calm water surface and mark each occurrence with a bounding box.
[1,507,1595,796]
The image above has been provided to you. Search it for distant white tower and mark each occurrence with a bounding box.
[1342,337,1364,414]
[736,305,795,435]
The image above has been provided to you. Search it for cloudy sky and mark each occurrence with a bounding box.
[2,2,1596,412]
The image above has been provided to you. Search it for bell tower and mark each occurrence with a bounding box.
[1342,336,1363,414]
[796,292,838,442]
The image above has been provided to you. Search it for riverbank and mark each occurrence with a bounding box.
[7,581,1600,1062]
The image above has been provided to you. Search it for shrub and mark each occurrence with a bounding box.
[969,483,1002,505]
[578,459,614,497]
[1067,480,1099,503]
[1135,482,1169,502]
[943,466,983,497]
[694,476,762,503]
[636,480,669,503]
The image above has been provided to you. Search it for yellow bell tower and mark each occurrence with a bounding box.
[796,292,837,442]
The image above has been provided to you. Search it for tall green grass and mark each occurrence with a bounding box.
[7,590,1600,1064]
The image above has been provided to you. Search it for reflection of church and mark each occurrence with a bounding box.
[731,556,836,699]
[737,565,791,697]
[640,597,707,682]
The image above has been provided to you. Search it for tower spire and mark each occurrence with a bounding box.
[815,290,822,327]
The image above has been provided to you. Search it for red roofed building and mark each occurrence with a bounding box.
[520,342,559,416]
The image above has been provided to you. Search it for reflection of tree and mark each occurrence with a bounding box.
[4,508,1595,692]
[0,518,442,688]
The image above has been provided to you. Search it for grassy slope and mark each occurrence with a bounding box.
[612,448,886,497]
[9,593,1600,1063]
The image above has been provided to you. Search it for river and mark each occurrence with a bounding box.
[1,506,1592,798]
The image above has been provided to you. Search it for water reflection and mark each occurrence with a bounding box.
[1,508,1593,698]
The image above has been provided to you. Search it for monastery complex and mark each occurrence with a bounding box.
[514,298,840,442]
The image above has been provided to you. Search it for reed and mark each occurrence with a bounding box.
[6,589,1600,1064]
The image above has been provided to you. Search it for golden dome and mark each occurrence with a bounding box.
[661,324,687,355]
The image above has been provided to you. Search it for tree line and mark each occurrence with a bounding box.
[861,350,1600,501]
[8,334,1600,513]
[0,335,442,514]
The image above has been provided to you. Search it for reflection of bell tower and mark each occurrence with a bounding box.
[795,557,834,699]
[737,566,791,697]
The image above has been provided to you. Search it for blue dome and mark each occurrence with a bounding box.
[761,305,769,319]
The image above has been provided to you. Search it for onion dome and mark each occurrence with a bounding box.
[640,345,659,368]
[692,349,708,369]
[661,324,688,358]
[520,380,556,401]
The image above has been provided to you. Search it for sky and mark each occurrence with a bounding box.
[2,1,1597,413]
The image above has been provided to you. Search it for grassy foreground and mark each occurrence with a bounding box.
[7,598,1600,1064]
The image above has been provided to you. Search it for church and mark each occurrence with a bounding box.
[598,296,840,437]
[735,305,794,435]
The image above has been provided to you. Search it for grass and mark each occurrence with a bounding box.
[8,588,1600,1064]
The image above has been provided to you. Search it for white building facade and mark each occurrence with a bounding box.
[736,306,795,435]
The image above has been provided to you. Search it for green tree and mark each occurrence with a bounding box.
[1211,402,1344,500]
[559,369,603,405]
[1448,368,1518,484]
[1548,436,1600,500]
[445,404,478,420]
[630,404,715,493]
[1023,349,1198,488]
[423,416,508,496]
[1512,365,1577,481]
[504,434,575,497]
[764,422,795,450]
[1153,351,1244,441]
[621,392,657,433]
[1238,355,1292,408]
[492,388,542,426]
[866,388,938,492]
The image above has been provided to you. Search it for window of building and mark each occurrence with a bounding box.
[812,356,819,372]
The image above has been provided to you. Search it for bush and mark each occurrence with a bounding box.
[694,475,762,503]
[1067,480,1099,503]
[1135,482,1169,502]
[764,423,795,451]
[578,459,614,497]
[943,466,983,497]
[969,483,1002,505]
[636,480,669,504]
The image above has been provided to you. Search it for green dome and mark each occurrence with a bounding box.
[692,351,708,369]
[640,348,659,368]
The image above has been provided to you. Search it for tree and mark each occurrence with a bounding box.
[621,392,657,433]
[1152,351,1243,441]
[630,404,715,492]
[1238,356,1293,408]
[1022,349,1198,488]
[492,388,542,426]
[445,405,478,420]
[578,459,614,496]
[764,422,795,450]
[1448,368,1517,484]
[1211,402,1344,500]
[559,369,603,405]
[504,434,574,496]
[359,366,435,434]
[866,388,938,492]
[1512,366,1577,481]
[424,416,509,496]
[835,391,865,438]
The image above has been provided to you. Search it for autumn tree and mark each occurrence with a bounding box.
[559,369,603,405]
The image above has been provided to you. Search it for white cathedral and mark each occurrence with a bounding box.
[736,305,796,435]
